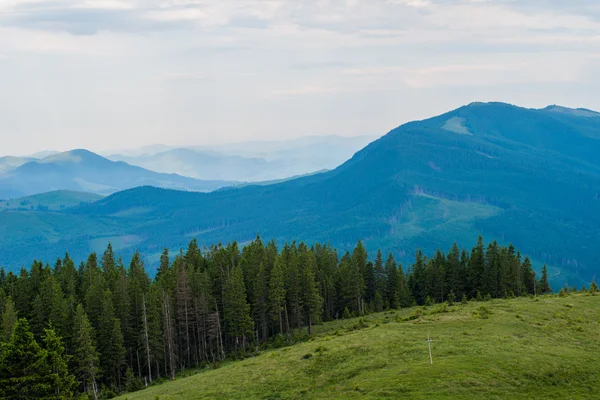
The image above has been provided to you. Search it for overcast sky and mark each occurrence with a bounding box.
[1,0,600,155]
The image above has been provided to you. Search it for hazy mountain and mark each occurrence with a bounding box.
[107,135,376,181]
[0,156,34,174]
[108,149,278,181]
[0,149,238,199]
[2,103,599,289]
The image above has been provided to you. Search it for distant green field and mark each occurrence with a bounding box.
[0,190,102,211]
[116,293,600,400]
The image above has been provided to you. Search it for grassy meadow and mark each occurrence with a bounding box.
[116,293,600,400]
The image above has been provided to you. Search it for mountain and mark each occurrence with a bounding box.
[0,149,238,199]
[0,156,34,174]
[0,190,103,211]
[108,149,278,181]
[1,103,599,287]
[107,135,376,181]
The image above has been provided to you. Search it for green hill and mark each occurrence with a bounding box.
[0,190,103,211]
[115,293,600,400]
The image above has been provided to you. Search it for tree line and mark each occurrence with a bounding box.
[0,236,554,398]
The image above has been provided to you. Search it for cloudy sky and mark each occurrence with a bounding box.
[1,0,600,155]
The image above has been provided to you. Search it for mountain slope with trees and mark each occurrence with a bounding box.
[1,102,599,286]
[0,235,567,399]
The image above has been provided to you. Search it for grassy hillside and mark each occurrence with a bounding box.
[0,190,103,211]
[116,293,600,400]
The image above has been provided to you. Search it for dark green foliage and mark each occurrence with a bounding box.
[0,319,52,399]
[342,307,352,320]
[73,304,100,398]
[42,326,76,399]
[223,266,253,348]
[539,265,553,294]
[1,296,18,342]
[0,235,592,398]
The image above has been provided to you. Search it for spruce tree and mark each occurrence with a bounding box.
[73,304,100,399]
[1,296,18,342]
[223,267,253,350]
[301,258,323,335]
[42,326,76,399]
[268,258,286,335]
[0,319,52,399]
[539,265,552,294]
[253,263,269,342]
[97,289,125,387]
[469,236,486,298]
[409,250,427,305]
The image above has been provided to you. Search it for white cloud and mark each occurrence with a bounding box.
[0,0,599,154]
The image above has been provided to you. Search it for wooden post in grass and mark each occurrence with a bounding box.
[427,333,433,365]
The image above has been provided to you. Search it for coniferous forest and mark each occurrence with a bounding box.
[0,236,554,399]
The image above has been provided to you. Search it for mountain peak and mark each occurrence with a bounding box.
[39,149,107,164]
[542,105,600,117]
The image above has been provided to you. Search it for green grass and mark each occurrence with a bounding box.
[116,293,600,399]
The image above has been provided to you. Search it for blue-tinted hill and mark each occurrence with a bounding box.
[2,102,599,287]
[0,149,238,198]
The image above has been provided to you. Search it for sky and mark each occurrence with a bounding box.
[1,0,600,156]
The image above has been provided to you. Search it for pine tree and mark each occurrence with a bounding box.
[127,251,150,377]
[374,250,387,307]
[283,244,303,332]
[520,256,536,295]
[1,296,18,343]
[385,253,399,309]
[268,258,286,335]
[352,241,367,313]
[42,326,76,399]
[97,289,125,388]
[539,265,552,294]
[374,291,383,312]
[155,248,170,283]
[73,304,100,400]
[174,253,193,370]
[0,319,52,399]
[469,236,486,298]
[253,263,269,342]
[301,255,323,335]
[223,267,253,350]
[409,250,427,305]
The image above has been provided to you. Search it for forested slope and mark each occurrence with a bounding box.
[1,102,599,286]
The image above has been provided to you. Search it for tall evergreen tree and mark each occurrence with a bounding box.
[222,267,253,350]
[0,319,52,399]
[268,258,286,335]
[539,265,552,294]
[73,304,100,400]
[42,326,76,399]
[97,289,125,387]
[1,296,18,343]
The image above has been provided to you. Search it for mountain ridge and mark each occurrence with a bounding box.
[0,149,239,199]
[1,102,598,288]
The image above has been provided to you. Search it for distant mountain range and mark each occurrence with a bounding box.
[0,149,237,199]
[0,156,34,174]
[106,135,376,181]
[1,103,599,289]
